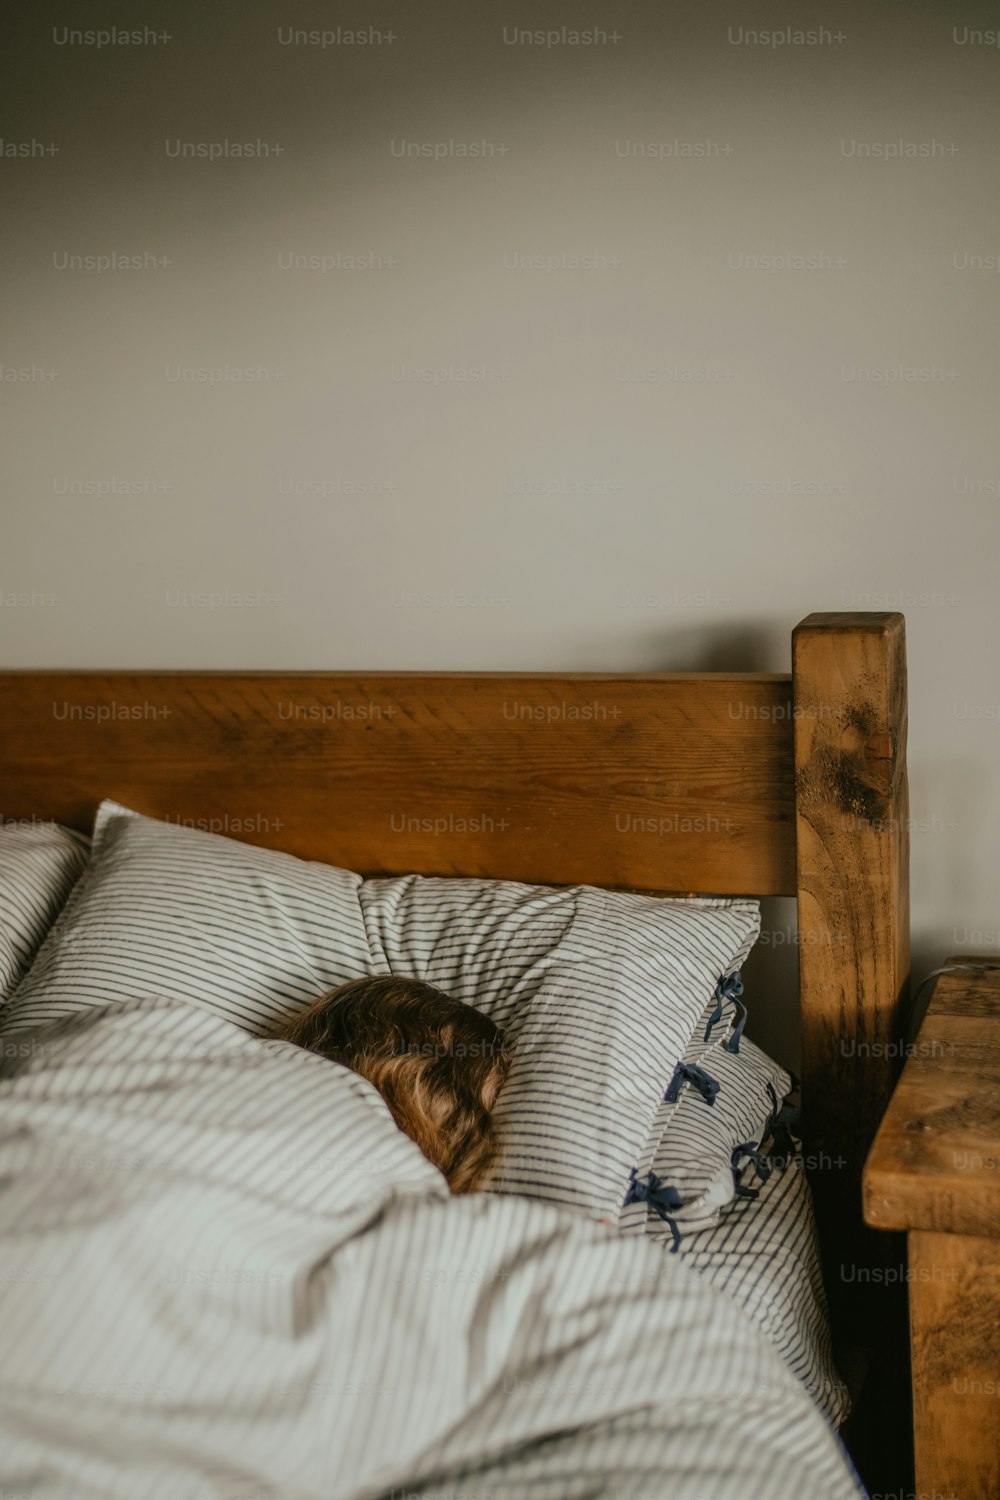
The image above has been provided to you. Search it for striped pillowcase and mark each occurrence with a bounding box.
[619,987,792,1242]
[0,821,90,1008]
[4,802,761,1221]
[360,874,760,1216]
[0,801,372,1036]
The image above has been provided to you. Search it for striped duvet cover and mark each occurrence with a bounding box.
[0,996,863,1500]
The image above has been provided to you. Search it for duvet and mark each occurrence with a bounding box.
[0,997,863,1500]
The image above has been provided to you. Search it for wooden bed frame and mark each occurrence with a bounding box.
[0,610,912,1484]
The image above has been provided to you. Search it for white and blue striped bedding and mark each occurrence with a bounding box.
[668,1136,851,1428]
[0,806,846,1437]
[0,801,372,1035]
[0,995,863,1500]
[0,820,89,1004]
[2,801,760,1221]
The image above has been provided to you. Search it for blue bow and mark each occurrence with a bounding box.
[704,969,745,1043]
[623,1169,683,1252]
[664,1062,721,1107]
[718,970,745,1002]
[731,1141,772,1199]
[724,997,748,1055]
[765,1096,801,1171]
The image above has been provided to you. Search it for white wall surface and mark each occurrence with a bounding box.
[4,1,999,1060]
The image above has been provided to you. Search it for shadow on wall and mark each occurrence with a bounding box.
[574,620,787,674]
[648,623,775,673]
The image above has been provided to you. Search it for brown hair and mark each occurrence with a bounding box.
[275,975,509,1194]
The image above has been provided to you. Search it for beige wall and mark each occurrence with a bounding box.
[4,1,999,1061]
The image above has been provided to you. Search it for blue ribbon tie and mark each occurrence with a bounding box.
[704,970,745,1043]
[766,1099,801,1171]
[731,1141,772,1199]
[664,1061,721,1107]
[724,997,748,1055]
[623,1169,684,1252]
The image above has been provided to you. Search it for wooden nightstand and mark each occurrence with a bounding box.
[864,958,1000,1500]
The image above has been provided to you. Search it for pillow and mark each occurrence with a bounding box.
[359,873,761,1217]
[618,973,793,1245]
[0,801,372,1036]
[0,820,90,1007]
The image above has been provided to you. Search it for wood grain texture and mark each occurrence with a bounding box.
[792,612,910,1330]
[865,960,1000,1237]
[908,1228,1000,1500]
[0,671,797,897]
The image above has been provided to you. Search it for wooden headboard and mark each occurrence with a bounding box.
[0,611,909,1344]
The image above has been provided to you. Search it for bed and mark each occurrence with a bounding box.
[0,610,911,1496]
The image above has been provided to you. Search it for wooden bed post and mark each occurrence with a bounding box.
[792,612,910,1335]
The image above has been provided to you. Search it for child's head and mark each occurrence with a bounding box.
[276,975,509,1194]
